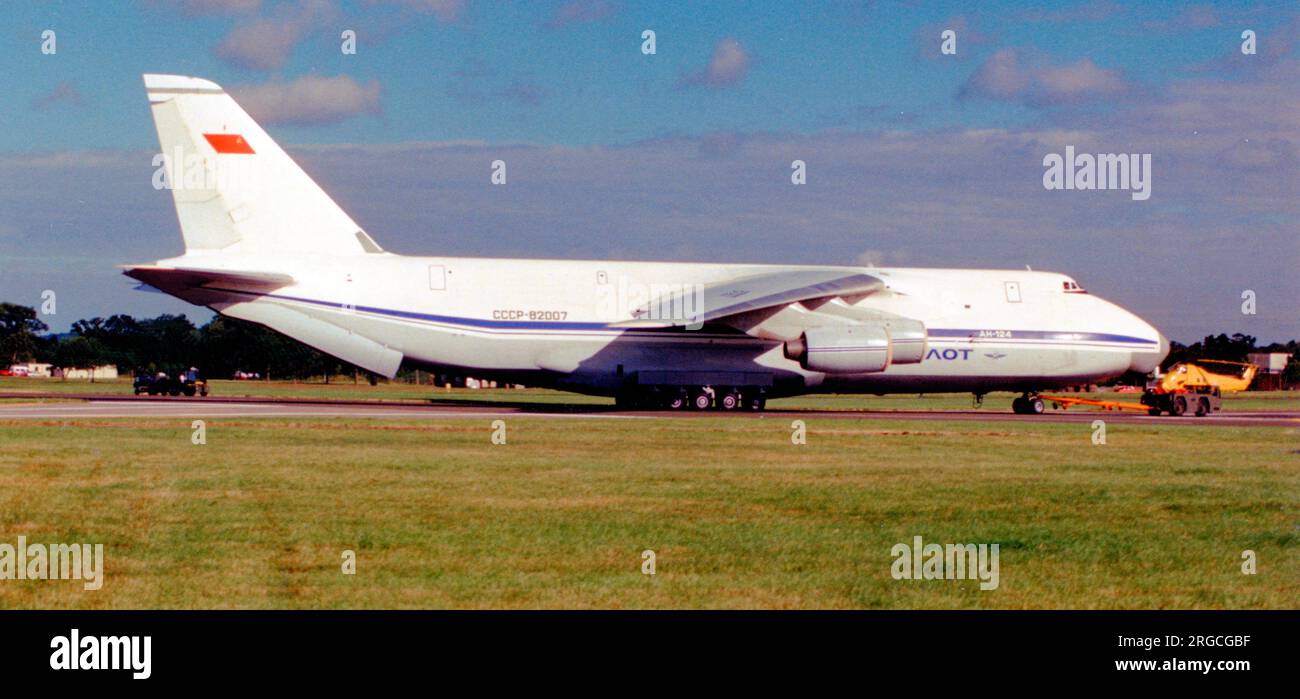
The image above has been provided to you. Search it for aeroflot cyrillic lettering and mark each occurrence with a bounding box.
[926,348,972,361]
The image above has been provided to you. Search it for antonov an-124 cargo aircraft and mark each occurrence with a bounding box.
[125,74,1168,412]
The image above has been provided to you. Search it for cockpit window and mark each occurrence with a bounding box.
[1062,280,1087,294]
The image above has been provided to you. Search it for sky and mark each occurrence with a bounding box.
[0,0,1297,343]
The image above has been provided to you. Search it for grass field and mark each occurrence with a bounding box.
[0,413,1295,609]
[2,376,1297,412]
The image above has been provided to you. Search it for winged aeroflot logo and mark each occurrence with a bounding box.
[203,133,255,154]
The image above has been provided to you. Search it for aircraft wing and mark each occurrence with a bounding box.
[615,269,885,330]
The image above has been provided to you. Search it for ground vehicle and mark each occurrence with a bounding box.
[1139,360,1255,416]
[134,371,178,396]
[134,368,209,397]
[179,368,209,397]
[1042,360,1257,417]
[1141,383,1221,417]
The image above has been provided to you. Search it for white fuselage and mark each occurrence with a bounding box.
[162,252,1168,397]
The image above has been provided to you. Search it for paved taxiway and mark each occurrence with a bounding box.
[0,395,1296,427]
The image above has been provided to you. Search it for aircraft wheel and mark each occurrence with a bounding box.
[719,392,740,410]
[1011,397,1026,414]
[665,393,687,410]
[1171,396,1187,416]
[1147,408,1163,416]
[1195,398,1209,417]
[1027,397,1045,415]
[691,390,712,410]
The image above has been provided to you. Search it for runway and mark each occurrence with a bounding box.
[1,395,1297,427]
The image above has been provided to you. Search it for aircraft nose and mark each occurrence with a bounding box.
[1130,331,1169,374]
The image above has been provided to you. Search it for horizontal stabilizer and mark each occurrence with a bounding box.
[121,265,294,292]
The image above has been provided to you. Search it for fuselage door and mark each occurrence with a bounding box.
[1004,281,1022,303]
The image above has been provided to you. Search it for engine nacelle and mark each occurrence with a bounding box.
[792,325,892,373]
[879,318,927,365]
[785,320,929,373]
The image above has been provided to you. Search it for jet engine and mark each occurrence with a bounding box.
[785,319,928,374]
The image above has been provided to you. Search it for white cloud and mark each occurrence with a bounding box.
[231,75,382,126]
[960,49,1029,99]
[962,49,1127,105]
[213,1,338,71]
[682,38,752,88]
[1034,59,1126,102]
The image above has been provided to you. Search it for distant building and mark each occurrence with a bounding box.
[8,362,54,378]
[57,365,120,380]
[1247,353,1290,374]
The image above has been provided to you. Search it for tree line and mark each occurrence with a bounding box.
[1,302,357,380]
[1,301,1297,383]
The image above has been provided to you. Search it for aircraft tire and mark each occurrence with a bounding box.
[691,390,712,410]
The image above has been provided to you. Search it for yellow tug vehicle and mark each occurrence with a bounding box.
[1042,360,1257,417]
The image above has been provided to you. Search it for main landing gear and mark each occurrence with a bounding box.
[617,386,767,411]
[1011,393,1046,415]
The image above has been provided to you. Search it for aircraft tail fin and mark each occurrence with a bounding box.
[143,74,383,257]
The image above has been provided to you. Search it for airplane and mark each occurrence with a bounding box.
[125,74,1169,413]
